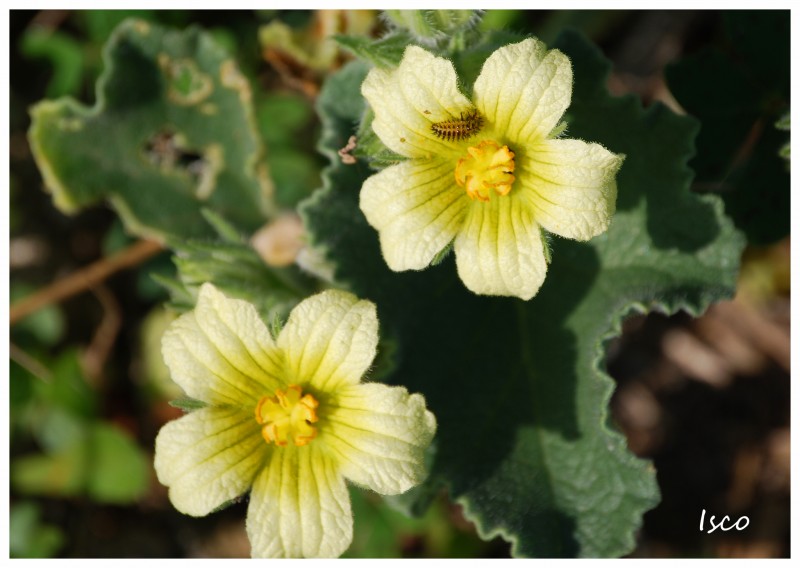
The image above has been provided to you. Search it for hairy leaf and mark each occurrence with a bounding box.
[157,211,315,322]
[160,238,312,321]
[335,32,411,69]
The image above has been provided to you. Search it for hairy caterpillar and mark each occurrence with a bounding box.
[430,110,483,142]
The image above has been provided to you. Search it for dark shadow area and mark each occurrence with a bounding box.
[665,11,789,246]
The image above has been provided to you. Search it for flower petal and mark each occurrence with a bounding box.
[194,284,287,387]
[162,284,284,406]
[473,37,572,146]
[362,45,474,158]
[321,383,436,495]
[247,445,352,558]
[360,159,469,271]
[454,195,548,300]
[154,406,267,517]
[519,139,622,240]
[277,290,378,392]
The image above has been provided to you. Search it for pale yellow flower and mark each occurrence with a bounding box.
[360,38,623,299]
[154,284,436,558]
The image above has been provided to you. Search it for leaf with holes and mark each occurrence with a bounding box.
[301,30,745,557]
[29,19,273,241]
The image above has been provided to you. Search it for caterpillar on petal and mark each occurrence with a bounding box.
[430,110,483,142]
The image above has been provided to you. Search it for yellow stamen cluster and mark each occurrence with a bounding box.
[454,140,516,202]
[255,385,319,447]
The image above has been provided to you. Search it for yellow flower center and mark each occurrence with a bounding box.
[255,385,319,447]
[454,140,516,202]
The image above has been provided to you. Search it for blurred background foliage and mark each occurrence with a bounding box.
[9,9,789,558]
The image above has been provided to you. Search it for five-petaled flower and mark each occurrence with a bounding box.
[360,38,623,300]
[154,284,436,558]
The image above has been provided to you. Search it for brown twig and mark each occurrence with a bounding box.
[82,284,122,386]
[9,343,52,382]
[9,239,164,326]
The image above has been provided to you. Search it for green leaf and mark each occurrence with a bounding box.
[200,208,245,242]
[80,10,155,43]
[10,359,35,412]
[11,422,149,504]
[85,423,149,504]
[168,397,208,412]
[256,92,321,207]
[346,487,485,558]
[665,11,789,244]
[29,19,273,241]
[20,28,85,98]
[35,407,88,453]
[478,10,522,33]
[162,236,314,322]
[353,107,406,168]
[429,241,453,266]
[10,501,65,558]
[10,284,65,346]
[33,349,97,419]
[257,92,313,145]
[383,10,482,45]
[301,31,744,557]
[335,32,412,69]
[268,148,322,208]
[11,445,86,498]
